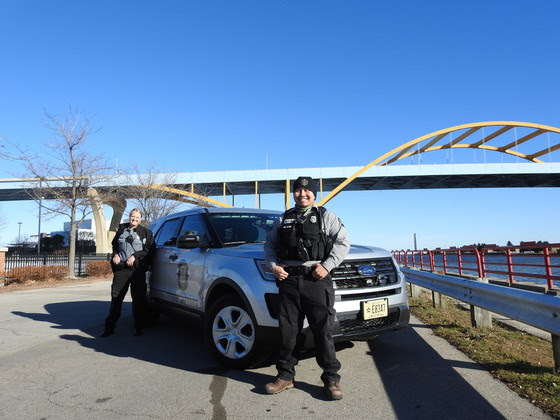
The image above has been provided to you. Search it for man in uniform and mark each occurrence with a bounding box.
[264,176,350,400]
[100,208,154,337]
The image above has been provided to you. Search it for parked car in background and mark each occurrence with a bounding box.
[147,208,409,368]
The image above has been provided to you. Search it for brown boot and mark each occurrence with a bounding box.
[265,377,294,394]
[324,381,343,400]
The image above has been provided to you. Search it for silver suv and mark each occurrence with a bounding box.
[147,208,409,369]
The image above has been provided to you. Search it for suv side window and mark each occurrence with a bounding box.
[155,218,183,247]
[178,214,209,245]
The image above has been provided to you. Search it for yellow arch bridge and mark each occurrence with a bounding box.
[1,121,559,252]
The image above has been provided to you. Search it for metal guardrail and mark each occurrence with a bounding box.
[402,267,560,336]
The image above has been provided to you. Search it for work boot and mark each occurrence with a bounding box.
[264,377,294,394]
[324,381,343,400]
[99,329,114,338]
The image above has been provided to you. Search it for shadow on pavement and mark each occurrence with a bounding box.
[12,301,509,413]
[12,300,275,396]
[369,322,506,419]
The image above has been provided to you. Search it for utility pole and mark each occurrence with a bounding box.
[38,197,43,254]
[414,233,417,251]
[18,222,22,244]
[38,178,43,254]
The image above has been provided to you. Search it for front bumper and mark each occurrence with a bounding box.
[333,304,410,341]
[263,291,409,348]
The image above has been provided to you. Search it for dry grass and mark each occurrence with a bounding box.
[410,292,560,419]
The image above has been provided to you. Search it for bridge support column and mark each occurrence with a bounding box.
[87,188,110,254]
[285,179,291,210]
[87,188,126,254]
[107,198,126,249]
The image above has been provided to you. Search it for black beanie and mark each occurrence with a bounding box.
[293,176,318,197]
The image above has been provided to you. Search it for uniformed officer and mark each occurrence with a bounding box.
[264,176,350,400]
[100,208,154,337]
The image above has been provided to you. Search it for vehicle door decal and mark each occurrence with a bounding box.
[178,263,189,290]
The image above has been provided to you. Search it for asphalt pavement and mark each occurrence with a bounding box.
[0,281,551,419]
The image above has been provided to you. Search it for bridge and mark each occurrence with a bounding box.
[1,121,559,252]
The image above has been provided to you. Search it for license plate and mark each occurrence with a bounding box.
[361,299,388,320]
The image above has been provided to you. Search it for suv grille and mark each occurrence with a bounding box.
[339,309,401,334]
[331,258,397,289]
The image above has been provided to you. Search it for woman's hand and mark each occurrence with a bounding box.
[126,255,136,267]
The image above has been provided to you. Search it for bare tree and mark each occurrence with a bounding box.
[119,162,210,226]
[13,107,112,278]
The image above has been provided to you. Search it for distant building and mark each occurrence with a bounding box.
[52,219,110,247]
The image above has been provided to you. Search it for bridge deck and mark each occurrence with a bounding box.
[1,162,559,201]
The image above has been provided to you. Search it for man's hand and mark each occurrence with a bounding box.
[272,265,289,281]
[312,263,329,280]
[112,254,121,265]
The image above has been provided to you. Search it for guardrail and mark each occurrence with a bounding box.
[402,267,560,372]
[393,244,560,291]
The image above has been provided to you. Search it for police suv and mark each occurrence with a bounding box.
[147,207,409,369]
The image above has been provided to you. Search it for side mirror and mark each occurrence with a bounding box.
[177,234,201,249]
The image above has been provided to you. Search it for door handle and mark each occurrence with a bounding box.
[169,255,178,261]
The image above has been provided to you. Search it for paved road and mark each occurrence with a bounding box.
[0,281,550,419]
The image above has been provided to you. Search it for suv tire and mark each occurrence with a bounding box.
[205,294,262,369]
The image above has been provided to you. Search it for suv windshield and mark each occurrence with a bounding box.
[207,212,280,246]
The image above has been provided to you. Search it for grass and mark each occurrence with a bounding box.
[410,292,560,419]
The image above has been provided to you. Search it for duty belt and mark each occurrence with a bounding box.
[285,266,312,275]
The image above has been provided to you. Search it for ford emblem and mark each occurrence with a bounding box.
[357,265,376,276]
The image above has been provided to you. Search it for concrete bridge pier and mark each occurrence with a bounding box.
[87,188,126,254]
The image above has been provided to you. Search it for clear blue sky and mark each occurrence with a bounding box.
[1,1,559,251]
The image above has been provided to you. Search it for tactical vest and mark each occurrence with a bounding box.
[278,207,333,262]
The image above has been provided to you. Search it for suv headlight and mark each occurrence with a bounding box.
[255,259,276,282]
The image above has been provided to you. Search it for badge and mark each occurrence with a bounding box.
[301,178,308,186]
[310,215,317,223]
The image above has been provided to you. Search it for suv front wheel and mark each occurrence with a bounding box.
[205,294,262,369]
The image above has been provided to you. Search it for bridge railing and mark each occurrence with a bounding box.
[393,244,560,291]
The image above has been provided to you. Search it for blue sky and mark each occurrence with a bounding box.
[1,0,559,251]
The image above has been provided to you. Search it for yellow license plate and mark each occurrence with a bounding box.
[361,299,388,320]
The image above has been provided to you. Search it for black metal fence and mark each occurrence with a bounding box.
[4,253,111,278]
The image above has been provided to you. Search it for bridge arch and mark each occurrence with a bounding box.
[144,184,233,208]
[319,121,560,206]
